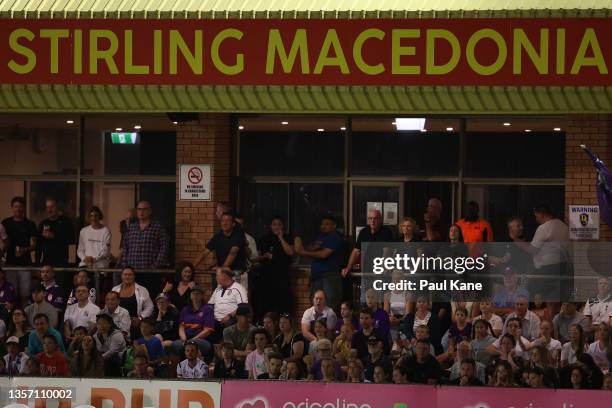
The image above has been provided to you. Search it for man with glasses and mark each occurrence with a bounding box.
[119,201,168,290]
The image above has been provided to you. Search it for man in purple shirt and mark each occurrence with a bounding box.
[172,285,215,362]
[40,265,66,311]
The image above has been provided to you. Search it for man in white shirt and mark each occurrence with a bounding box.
[63,285,100,339]
[301,290,338,342]
[584,277,612,333]
[177,341,208,379]
[208,267,248,327]
[502,295,541,341]
[100,291,131,335]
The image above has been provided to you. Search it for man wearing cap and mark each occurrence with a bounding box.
[174,284,215,359]
[154,292,180,347]
[25,284,58,329]
[63,285,100,340]
[363,334,393,382]
[223,304,256,360]
[4,336,29,375]
[100,291,131,335]
[493,267,530,318]
[208,267,248,328]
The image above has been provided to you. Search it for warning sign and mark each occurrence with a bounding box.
[569,205,600,240]
[180,164,211,201]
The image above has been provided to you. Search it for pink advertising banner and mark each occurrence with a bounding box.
[221,381,609,408]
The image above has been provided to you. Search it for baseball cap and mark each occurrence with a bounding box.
[155,292,170,301]
[367,334,382,345]
[6,336,19,345]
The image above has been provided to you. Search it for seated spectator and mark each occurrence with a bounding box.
[602,372,612,390]
[335,301,359,337]
[493,267,529,318]
[39,265,67,311]
[177,341,209,379]
[587,322,610,370]
[66,270,97,307]
[151,293,180,348]
[208,267,248,329]
[502,295,540,342]
[392,366,408,384]
[553,302,588,344]
[135,318,165,366]
[173,285,215,360]
[67,326,87,356]
[320,357,338,383]
[352,308,386,359]
[4,336,28,375]
[94,313,126,377]
[583,277,611,334]
[529,294,551,322]
[28,313,65,357]
[274,313,305,360]
[0,267,17,311]
[213,342,246,379]
[63,285,100,340]
[526,367,547,388]
[400,340,442,384]
[36,334,68,376]
[112,266,154,336]
[395,324,435,361]
[77,205,111,269]
[128,354,154,379]
[257,352,283,379]
[486,334,526,378]
[69,335,104,377]
[308,319,329,359]
[441,307,472,353]
[281,358,305,381]
[525,345,560,387]
[576,353,604,389]
[158,348,181,379]
[301,290,337,342]
[362,335,392,382]
[332,323,353,366]
[568,365,587,389]
[560,323,587,367]
[470,319,496,366]
[162,262,196,312]
[488,360,516,387]
[449,341,486,384]
[263,312,280,340]
[309,338,343,381]
[449,358,484,386]
[487,317,533,360]
[245,328,270,379]
[346,358,364,383]
[25,284,58,329]
[473,297,503,337]
[402,296,441,353]
[365,288,391,341]
[223,304,255,360]
[533,320,562,362]
[100,291,131,336]
[7,308,31,352]
[373,364,389,384]
[23,358,40,376]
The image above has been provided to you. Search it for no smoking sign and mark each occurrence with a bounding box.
[180,164,211,201]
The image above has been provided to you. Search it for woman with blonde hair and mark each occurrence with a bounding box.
[346,358,365,383]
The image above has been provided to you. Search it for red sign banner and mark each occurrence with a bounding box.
[0,19,609,86]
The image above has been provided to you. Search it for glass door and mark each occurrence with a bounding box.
[350,182,403,239]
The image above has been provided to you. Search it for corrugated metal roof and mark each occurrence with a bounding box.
[0,0,610,18]
[0,84,609,113]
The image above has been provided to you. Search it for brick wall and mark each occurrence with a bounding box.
[175,113,231,291]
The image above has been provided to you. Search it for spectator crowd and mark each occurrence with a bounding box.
[0,196,610,391]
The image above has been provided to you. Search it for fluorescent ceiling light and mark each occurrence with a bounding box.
[340,127,346,131]
[281,121,288,125]
[134,125,142,130]
[554,127,561,131]
[238,125,244,130]
[525,129,532,132]
[317,128,324,132]
[66,120,74,124]
[395,118,426,131]
[503,122,511,126]
[446,127,454,132]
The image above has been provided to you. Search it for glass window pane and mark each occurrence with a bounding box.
[238,183,289,239]
[290,183,344,243]
[352,185,400,236]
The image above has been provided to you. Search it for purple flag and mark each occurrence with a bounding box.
[581,145,612,228]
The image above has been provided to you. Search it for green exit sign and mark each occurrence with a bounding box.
[111,132,138,144]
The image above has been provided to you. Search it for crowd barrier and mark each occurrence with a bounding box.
[0,377,607,408]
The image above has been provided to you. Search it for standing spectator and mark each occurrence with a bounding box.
[274,313,306,360]
[2,196,37,305]
[295,216,344,310]
[100,291,131,335]
[66,270,96,306]
[502,295,541,341]
[245,328,270,379]
[69,335,104,377]
[493,267,530,318]
[77,206,111,268]
[40,265,67,311]
[63,285,100,339]
[153,292,180,347]
[7,308,31,352]
[4,336,28,375]
[553,302,588,343]
[25,284,58,329]
[36,334,68,376]
[194,212,246,275]
[255,216,294,319]
[28,314,65,357]
[301,290,337,342]
[119,208,136,253]
[455,201,494,243]
[208,267,248,329]
[473,297,503,337]
[342,210,393,277]
[491,216,533,274]
[400,340,442,384]
[119,201,168,289]
[177,341,209,379]
[584,277,612,333]
[94,313,126,377]
[213,342,246,379]
[235,214,259,292]
[423,198,449,242]
[37,198,75,267]
[174,285,215,359]
[162,262,196,312]
[223,304,256,359]
[560,323,587,367]
[0,267,17,311]
[112,266,154,335]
